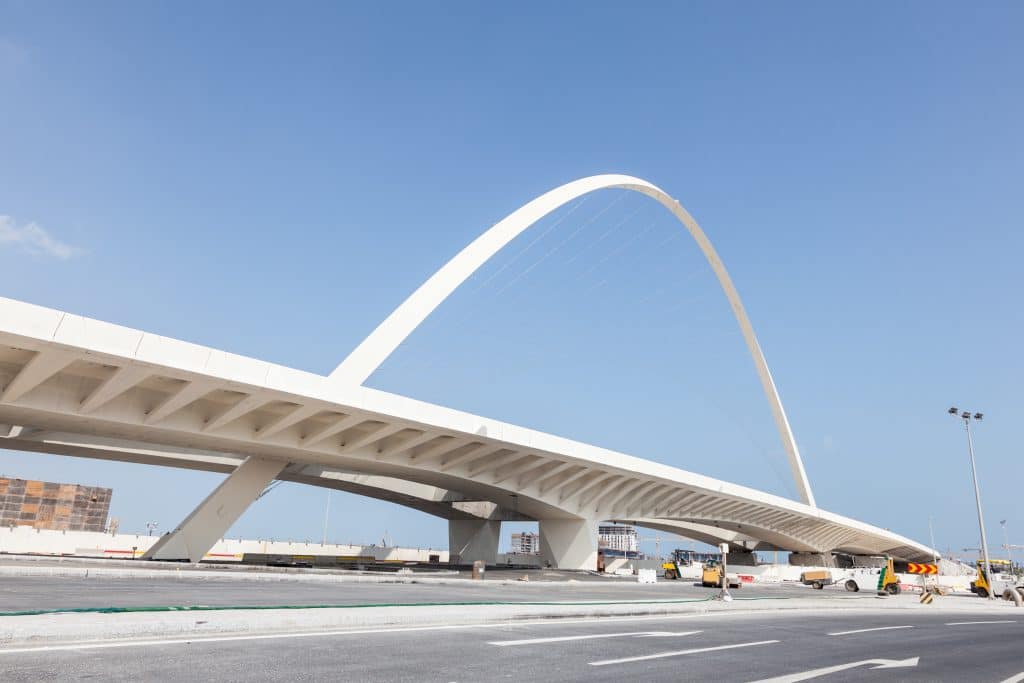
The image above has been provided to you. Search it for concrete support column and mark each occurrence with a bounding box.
[448,519,501,565]
[728,549,759,567]
[539,518,598,570]
[143,456,287,562]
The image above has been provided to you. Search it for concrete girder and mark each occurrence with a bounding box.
[436,442,491,470]
[654,491,695,517]
[79,365,150,414]
[758,509,792,528]
[603,480,659,518]
[538,466,589,495]
[616,518,771,552]
[0,348,77,404]
[578,476,627,513]
[255,404,321,440]
[622,483,670,518]
[300,413,365,447]
[818,526,860,550]
[340,423,407,453]
[203,394,269,433]
[711,501,751,520]
[586,477,636,515]
[558,471,607,503]
[147,380,216,424]
[660,516,821,553]
[377,430,435,458]
[411,437,469,466]
[517,460,573,489]
[491,454,540,485]
[466,450,522,478]
[569,472,618,508]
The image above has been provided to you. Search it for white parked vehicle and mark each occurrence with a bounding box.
[839,562,901,595]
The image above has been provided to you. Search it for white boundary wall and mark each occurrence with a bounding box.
[0,526,448,563]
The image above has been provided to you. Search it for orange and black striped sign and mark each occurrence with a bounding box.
[907,562,938,575]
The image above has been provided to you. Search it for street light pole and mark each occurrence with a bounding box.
[928,515,938,565]
[949,407,993,600]
[1000,520,1013,567]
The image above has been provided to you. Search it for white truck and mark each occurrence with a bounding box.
[838,559,901,595]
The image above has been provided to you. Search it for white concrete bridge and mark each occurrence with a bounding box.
[0,175,935,568]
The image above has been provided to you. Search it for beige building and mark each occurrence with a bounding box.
[599,525,638,553]
[0,478,111,532]
[510,531,540,555]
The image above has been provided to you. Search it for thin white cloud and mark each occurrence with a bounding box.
[0,216,82,260]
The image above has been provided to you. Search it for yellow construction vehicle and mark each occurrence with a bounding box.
[701,558,742,589]
[970,559,1020,598]
[661,549,690,580]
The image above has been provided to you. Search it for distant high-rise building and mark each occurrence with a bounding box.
[599,525,638,553]
[0,478,111,532]
[510,531,540,555]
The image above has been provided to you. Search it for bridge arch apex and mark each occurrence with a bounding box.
[329,174,816,507]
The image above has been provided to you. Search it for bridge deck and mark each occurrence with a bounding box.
[0,296,934,562]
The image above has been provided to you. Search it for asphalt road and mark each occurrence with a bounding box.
[2,610,1020,681]
[0,574,823,611]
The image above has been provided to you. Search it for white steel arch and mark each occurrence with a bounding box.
[330,174,816,507]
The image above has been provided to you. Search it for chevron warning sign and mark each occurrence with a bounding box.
[907,563,938,575]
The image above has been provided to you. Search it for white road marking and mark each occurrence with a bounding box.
[999,673,1024,683]
[946,620,1017,626]
[827,625,913,636]
[489,630,701,646]
[0,613,712,655]
[589,639,779,666]
[749,657,919,682]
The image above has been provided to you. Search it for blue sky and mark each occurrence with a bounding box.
[0,2,1021,559]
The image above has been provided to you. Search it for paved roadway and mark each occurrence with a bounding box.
[2,610,1020,681]
[0,574,821,611]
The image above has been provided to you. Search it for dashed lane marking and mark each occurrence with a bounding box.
[998,673,1024,683]
[946,621,1018,626]
[589,639,780,666]
[827,625,914,636]
[489,630,701,646]
[0,613,723,655]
